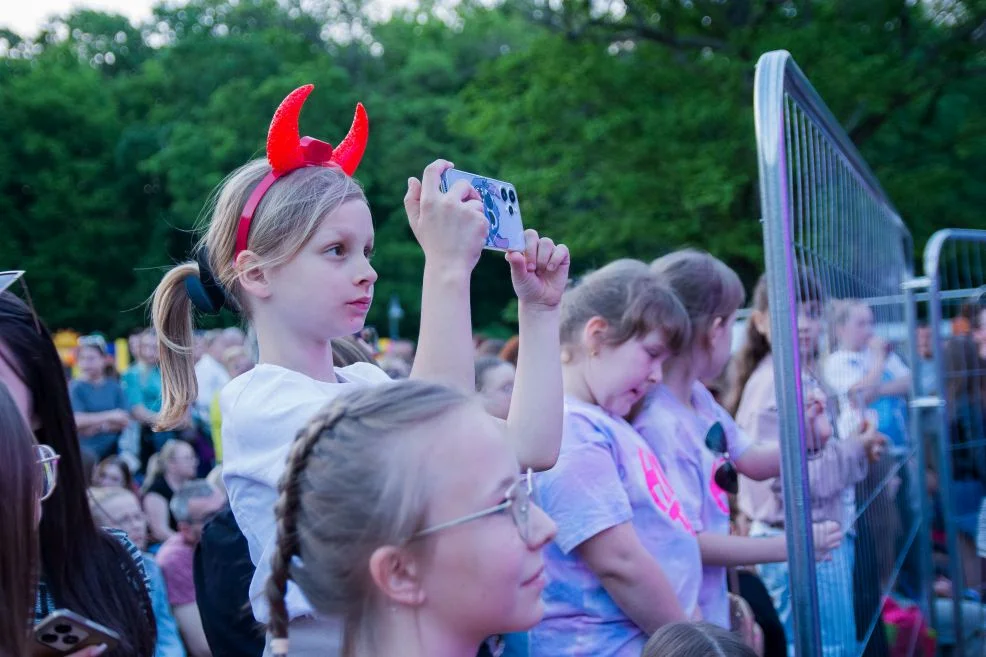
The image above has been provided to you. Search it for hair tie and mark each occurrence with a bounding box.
[185,247,234,315]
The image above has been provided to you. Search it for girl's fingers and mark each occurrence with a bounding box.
[420,159,453,203]
[545,243,570,272]
[523,230,539,272]
[535,237,554,270]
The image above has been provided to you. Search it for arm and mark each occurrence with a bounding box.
[143,493,176,542]
[734,442,781,481]
[697,532,787,566]
[173,603,211,657]
[576,523,687,632]
[131,403,159,427]
[405,160,488,391]
[502,232,570,470]
[877,373,912,398]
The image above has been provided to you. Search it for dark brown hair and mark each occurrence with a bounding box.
[725,275,770,416]
[642,622,758,657]
[651,249,746,349]
[560,259,690,353]
[0,381,39,657]
[266,380,473,657]
[0,292,155,657]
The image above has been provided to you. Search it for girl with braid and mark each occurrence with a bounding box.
[265,380,558,657]
[150,86,569,654]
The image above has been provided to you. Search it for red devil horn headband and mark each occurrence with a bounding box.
[234,85,369,257]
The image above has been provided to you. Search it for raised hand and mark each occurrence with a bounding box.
[405,159,488,274]
[811,520,843,560]
[506,229,571,310]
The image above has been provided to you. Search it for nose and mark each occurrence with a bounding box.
[527,502,557,550]
[647,362,664,385]
[355,257,378,287]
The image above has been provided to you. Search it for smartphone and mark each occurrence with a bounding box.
[32,609,121,657]
[440,169,526,252]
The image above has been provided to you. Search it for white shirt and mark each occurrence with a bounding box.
[194,354,230,420]
[220,362,391,623]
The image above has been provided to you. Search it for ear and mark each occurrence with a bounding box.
[580,316,610,355]
[751,310,770,337]
[367,545,426,607]
[235,251,273,300]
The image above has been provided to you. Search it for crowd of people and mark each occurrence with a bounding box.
[2,83,985,657]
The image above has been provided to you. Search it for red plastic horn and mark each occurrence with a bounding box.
[234,85,369,257]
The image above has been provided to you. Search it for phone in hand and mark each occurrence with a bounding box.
[32,609,121,657]
[440,169,526,252]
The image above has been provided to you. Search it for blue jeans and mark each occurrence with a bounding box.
[754,527,857,657]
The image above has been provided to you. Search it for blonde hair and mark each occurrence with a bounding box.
[828,299,866,351]
[642,622,757,657]
[152,160,367,429]
[650,249,746,348]
[141,438,191,492]
[560,259,690,354]
[266,380,472,657]
[87,486,138,526]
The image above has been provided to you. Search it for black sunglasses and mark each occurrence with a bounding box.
[704,421,738,495]
[0,270,41,334]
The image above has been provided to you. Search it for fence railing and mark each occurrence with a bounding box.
[754,50,928,657]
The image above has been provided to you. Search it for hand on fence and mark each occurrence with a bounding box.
[860,422,887,463]
[811,520,843,560]
[804,392,832,452]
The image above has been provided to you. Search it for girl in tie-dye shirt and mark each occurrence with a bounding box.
[531,260,703,657]
[636,250,843,628]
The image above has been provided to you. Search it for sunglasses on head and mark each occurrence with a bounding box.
[0,271,41,335]
[704,421,738,496]
[36,444,60,502]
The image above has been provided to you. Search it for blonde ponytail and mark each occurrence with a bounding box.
[151,262,199,430]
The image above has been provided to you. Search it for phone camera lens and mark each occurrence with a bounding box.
[55,624,72,634]
[508,189,516,203]
[500,187,508,201]
[508,205,514,215]
[42,634,58,643]
[63,636,80,645]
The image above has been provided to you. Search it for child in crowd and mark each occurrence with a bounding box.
[634,250,842,629]
[727,275,884,657]
[475,357,516,420]
[532,259,702,657]
[641,622,758,657]
[265,380,557,657]
[151,85,569,654]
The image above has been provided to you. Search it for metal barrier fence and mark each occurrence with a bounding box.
[921,229,986,654]
[754,50,928,657]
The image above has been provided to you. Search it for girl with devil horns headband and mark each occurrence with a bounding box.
[150,85,570,656]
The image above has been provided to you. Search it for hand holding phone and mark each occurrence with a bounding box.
[32,610,120,657]
[439,168,526,252]
[405,160,488,274]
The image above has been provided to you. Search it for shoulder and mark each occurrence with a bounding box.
[632,389,677,434]
[338,361,391,384]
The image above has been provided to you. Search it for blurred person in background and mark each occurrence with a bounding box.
[475,356,515,420]
[157,480,227,657]
[499,335,520,366]
[93,455,138,493]
[143,439,199,544]
[89,486,187,657]
[194,330,233,435]
[0,286,156,656]
[209,345,256,464]
[71,334,131,461]
[125,329,185,470]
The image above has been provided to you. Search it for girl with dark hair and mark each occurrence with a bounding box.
[0,290,156,657]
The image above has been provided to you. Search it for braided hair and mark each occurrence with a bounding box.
[265,380,472,656]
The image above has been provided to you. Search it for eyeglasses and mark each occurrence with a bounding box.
[36,444,60,502]
[412,469,535,544]
[704,422,738,495]
[0,271,41,335]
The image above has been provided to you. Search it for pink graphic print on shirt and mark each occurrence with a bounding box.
[708,455,730,515]
[638,447,695,535]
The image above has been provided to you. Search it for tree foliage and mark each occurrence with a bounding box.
[1,0,984,335]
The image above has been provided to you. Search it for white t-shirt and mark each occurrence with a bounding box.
[194,354,230,420]
[220,362,391,623]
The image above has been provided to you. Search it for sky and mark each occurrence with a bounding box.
[2,0,156,37]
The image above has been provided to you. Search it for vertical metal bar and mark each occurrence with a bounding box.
[903,278,933,623]
[755,51,822,657]
[925,230,966,654]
